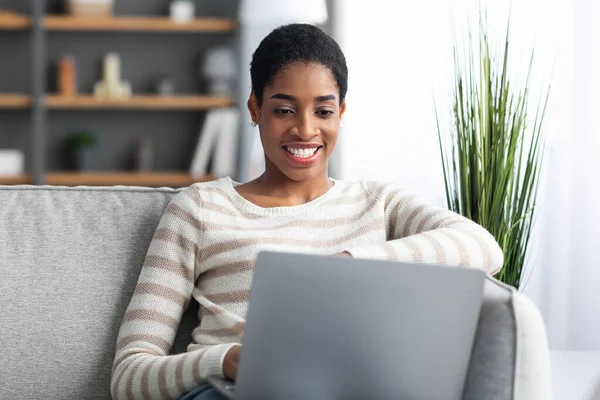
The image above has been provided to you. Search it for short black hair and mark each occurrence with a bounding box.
[250,23,348,106]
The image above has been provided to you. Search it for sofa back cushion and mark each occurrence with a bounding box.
[0,186,199,399]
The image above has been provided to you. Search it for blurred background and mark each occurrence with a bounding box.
[0,0,599,398]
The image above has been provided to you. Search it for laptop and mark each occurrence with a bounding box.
[207,251,486,400]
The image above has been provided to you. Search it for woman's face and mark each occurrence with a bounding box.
[249,62,346,182]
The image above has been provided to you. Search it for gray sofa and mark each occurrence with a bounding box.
[0,185,552,399]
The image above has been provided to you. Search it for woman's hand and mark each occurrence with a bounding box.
[335,251,353,258]
[223,345,241,380]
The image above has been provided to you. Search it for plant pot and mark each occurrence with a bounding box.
[73,147,96,171]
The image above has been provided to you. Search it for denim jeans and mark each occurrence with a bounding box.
[178,384,225,400]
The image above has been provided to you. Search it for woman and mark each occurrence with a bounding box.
[111,24,503,400]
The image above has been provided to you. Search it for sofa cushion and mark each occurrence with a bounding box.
[0,185,199,399]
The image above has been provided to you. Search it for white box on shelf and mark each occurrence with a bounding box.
[0,150,24,176]
[67,0,114,17]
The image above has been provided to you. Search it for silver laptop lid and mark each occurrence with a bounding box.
[236,251,486,400]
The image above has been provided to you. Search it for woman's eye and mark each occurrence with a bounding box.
[275,109,293,115]
[317,110,334,117]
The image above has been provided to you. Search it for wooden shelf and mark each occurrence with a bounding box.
[1,14,237,32]
[45,95,234,110]
[44,16,237,32]
[0,175,31,185]
[46,172,215,186]
[0,94,31,109]
[0,95,234,110]
[0,173,215,186]
[0,11,31,29]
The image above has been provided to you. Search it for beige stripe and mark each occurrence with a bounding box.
[423,233,448,264]
[194,186,232,205]
[165,202,202,231]
[186,185,205,207]
[443,231,470,266]
[158,358,173,400]
[112,352,129,375]
[188,343,208,352]
[401,204,428,237]
[386,194,421,238]
[124,309,180,332]
[192,349,207,382]
[383,188,412,239]
[202,260,254,281]
[433,216,467,229]
[154,228,199,256]
[125,358,144,400]
[134,282,188,309]
[202,198,262,220]
[117,333,172,354]
[461,229,495,271]
[202,218,384,261]
[140,361,153,400]
[205,290,250,304]
[112,356,136,399]
[175,356,187,394]
[414,208,439,234]
[403,237,424,262]
[200,304,226,318]
[321,189,372,206]
[196,322,245,338]
[203,198,379,233]
[383,243,399,260]
[144,255,194,283]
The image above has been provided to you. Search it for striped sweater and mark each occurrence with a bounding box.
[111,177,503,399]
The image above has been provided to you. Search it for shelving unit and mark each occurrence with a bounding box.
[0,2,238,186]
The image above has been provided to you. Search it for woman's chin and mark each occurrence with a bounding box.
[280,166,327,182]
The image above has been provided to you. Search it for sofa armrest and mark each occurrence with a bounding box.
[463,277,552,400]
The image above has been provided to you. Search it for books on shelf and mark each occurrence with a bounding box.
[189,108,239,179]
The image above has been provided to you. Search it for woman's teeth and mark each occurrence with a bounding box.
[285,147,318,158]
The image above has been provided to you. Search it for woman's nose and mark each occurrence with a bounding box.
[294,114,319,139]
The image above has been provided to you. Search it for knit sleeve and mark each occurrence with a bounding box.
[345,183,504,275]
[111,186,237,400]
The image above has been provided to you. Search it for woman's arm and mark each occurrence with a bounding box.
[345,184,504,275]
[111,187,238,400]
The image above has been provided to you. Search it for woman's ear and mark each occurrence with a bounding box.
[339,101,347,122]
[247,91,260,125]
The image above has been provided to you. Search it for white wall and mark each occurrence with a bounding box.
[334,0,553,202]
[334,0,448,202]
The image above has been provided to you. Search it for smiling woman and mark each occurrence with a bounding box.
[110,24,504,400]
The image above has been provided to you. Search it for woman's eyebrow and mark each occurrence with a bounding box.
[315,94,337,102]
[269,94,337,102]
[270,94,296,101]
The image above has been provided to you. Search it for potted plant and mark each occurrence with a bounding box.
[69,132,97,171]
[436,13,550,289]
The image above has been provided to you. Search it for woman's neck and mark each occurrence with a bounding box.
[256,172,333,202]
[236,166,333,207]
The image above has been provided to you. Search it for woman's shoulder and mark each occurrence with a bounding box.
[333,178,416,201]
[170,177,234,208]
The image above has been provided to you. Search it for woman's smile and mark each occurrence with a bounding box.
[282,144,323,166]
